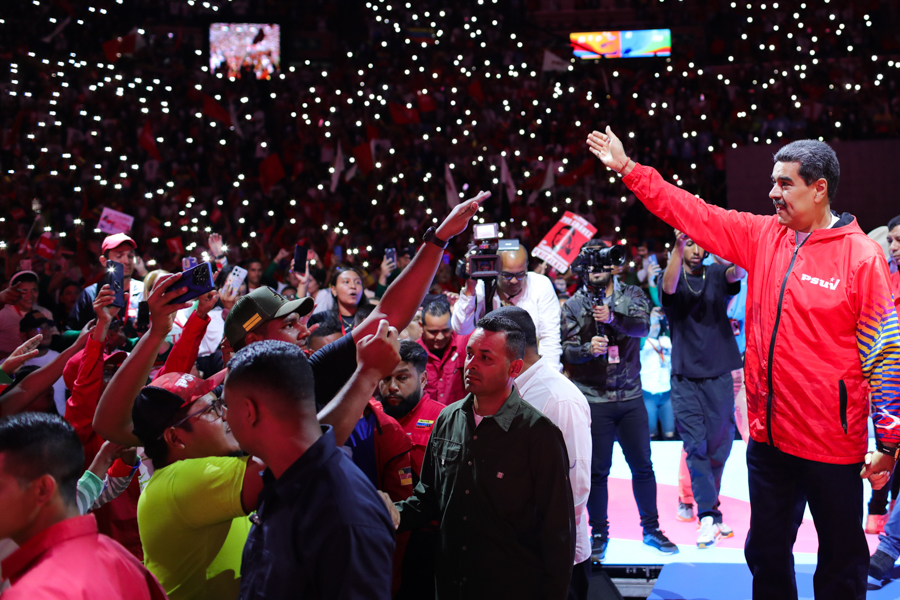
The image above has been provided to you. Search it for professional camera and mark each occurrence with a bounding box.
[455,223,520,280]
[571,244,626,276]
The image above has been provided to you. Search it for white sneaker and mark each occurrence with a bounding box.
[697,516,721,549]
[718,522,734,539]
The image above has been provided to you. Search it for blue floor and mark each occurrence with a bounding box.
[649,563,900,600]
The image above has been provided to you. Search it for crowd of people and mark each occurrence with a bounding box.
[2,0,900,599]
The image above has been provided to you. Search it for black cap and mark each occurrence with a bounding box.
[224,287,314,350]
[19,311,50,333]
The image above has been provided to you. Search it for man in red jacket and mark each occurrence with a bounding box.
[588,129,900,600]
[417,298,469,406]
[0,412,166,600]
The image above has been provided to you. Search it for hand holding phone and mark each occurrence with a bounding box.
[167,263,215,305]
[223,266,248,296]
[294,245,308,274]
[104,262,126,309]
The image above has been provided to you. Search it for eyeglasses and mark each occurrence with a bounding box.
[157,397,224,440]
[500,271,527,282]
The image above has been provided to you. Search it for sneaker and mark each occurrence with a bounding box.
[677,502,695,522]
[718,522,734,539]
[866,513,889,535]
[869,550,896,584]
[590,534,608,564]
[697,516,721,549]
[643,528,679,555]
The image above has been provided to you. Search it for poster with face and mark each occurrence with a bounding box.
[532,212,597,272]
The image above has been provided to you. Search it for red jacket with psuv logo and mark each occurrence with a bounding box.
[624,163,900,464]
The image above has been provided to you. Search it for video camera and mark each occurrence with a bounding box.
[571,244,626,277]
[573,244,627,334]
[455,223,520,281]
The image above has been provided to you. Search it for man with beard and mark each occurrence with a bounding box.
[660,229,745,548]
[377,340,445,600]
[561,247,677,562]
[378,341,445,479]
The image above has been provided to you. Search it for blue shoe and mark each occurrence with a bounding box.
[590,534,608,564]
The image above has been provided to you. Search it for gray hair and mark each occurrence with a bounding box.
[773,140,840,203]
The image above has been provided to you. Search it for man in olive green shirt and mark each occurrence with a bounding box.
[396,314,575,600]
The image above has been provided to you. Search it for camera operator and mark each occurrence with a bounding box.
[561,240,677,562]
[451,243,562,371]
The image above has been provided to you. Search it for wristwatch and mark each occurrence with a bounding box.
[876,441,900,461]
[422,226,448,250]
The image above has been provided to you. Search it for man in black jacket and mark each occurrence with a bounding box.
[562,252,676,562]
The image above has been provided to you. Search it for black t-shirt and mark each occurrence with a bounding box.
[309,332,358,410]
[660,262,742,378]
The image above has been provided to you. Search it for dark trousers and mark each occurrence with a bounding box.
[745,439,868,600]
[567,559,591,600]
[670,373,734,521]
[396,529,437,600]
[587,398,659,536]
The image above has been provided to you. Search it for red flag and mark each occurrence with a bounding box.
[174,26,183,51]
[202,95,232,127]
[416,91,437,113]
[388,103,420,125]
[52,0,75,15]
[10,207,26,221]
[102,30,144,63]
[259,153,285,194]
[166,237,185,256]
[365,124,380,142]
[352,143,374,175]
[468,80,484,104]
[556,159,594,187]
[210,208,223,224]
[138,121,162,161]
[3,110,24,150]
[34,233,58,260]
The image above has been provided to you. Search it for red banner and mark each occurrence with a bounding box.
[531,212,598,272]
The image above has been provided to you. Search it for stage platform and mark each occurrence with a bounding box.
[603,440,894,598]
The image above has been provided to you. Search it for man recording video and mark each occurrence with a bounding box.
[451,224,562,371]
[561,240,676,562]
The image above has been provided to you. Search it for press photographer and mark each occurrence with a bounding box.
[451,223,562,371]
[561,240,676,562]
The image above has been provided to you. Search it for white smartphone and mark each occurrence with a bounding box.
[223,266,247,295]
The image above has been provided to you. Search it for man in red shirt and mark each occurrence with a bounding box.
[0,412,166,599]
[377,340,445,600]
[417,298,468,406]
[379,341,445,477]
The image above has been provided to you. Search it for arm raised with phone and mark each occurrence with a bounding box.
[93,274,192,446]
[351,191,490,342]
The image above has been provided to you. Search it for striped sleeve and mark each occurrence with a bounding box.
[855,256,900,447]
[76,470,104,515]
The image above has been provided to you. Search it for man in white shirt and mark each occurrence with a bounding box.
[0,271,54,357]
[492,306,593,599]
[451,246,562,371]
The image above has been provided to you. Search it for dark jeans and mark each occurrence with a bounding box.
[587,398,659,537]
[670,373,734,522]
[745,439,868,600]
[567,558,591,600]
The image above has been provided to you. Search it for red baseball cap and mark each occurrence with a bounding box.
[131,370,227,443]
[147,370,227,407]
[101,233,137,254]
